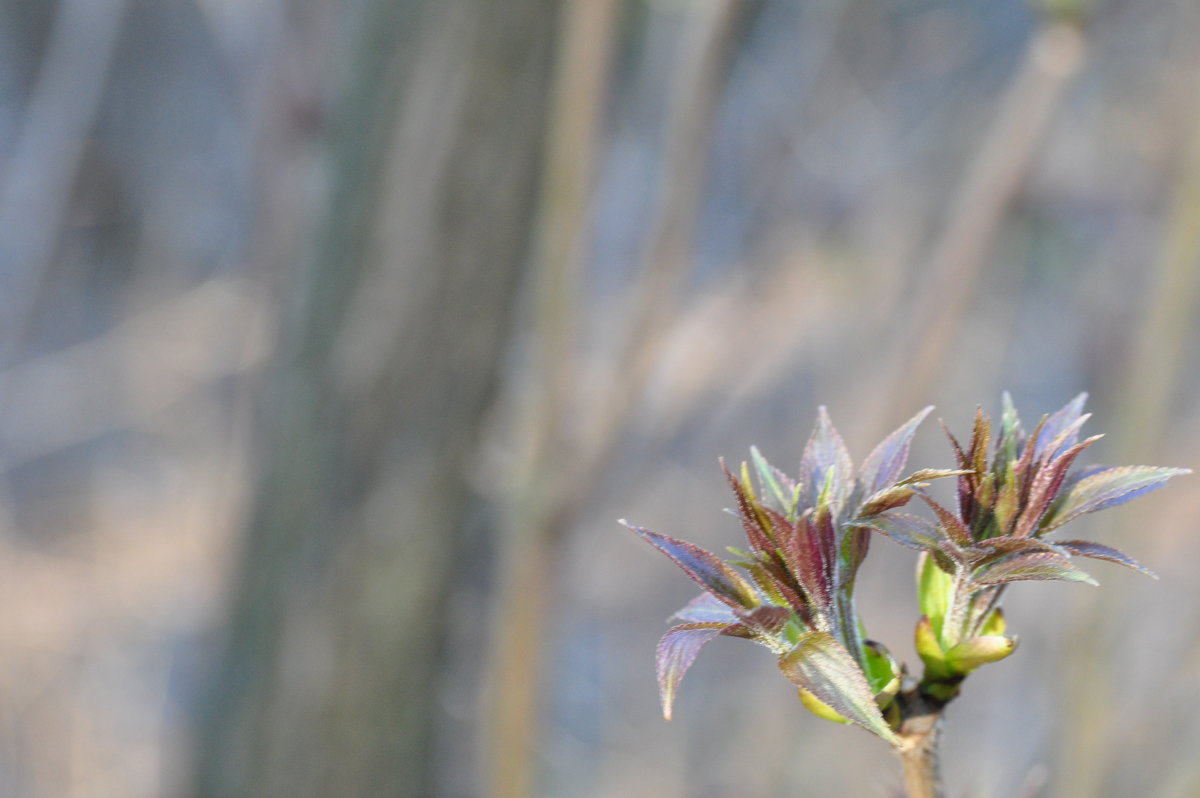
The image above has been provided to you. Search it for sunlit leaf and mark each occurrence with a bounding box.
[623,521,758,609]
[1032,392,1088,462]
[799,407,854,514]
[917,492,974,546]
[778,631,899,744]
[858,406,933,496]
[914,615,950,680]
[671,592,739,624]
[1012,434,1102,538]
[1039,466,1192,533]
[721,462,776,555]
[973,550,1097,587]
[1057,539,1157,578]
[856,513,940,551]
[750,446,796,516]
[656,623,728,720]
[917,552,953,641]
[735,605,793,637]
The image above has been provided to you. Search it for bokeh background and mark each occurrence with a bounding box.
[0,0,1198,796]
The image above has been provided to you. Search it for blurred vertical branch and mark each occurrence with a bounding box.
[485,3,753,796]
[1059,73,1200,798]
[191,0,562,797]
[865,16,1087,436]
[0,0,129,359]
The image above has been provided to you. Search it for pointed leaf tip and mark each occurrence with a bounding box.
[1040,466,1191,533]
[656,624,728,720]
[859,406,934,495]
[1057,539,1158,578]
[778,632,899,744]
[623,521,758,609]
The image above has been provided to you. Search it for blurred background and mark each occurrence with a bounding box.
[0,0,1197,796]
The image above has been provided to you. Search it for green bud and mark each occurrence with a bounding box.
[945,635,1018,674]
[797,687,850,725]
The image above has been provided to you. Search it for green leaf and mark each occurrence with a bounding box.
[981,606,1006,636]
[778,632,899,744]
[1039,466,1191,533]
[945,635,1018,673]
[917,552,953,641]
[914,615,950,680]
[863,639,901,701]
[750,446,796,517]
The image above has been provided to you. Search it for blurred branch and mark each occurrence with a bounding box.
[485,3,753,797]
[484,2,619,796]
[0,0,129,360]
[191,0,562,796]
[1113,87,1200,458]
[864,20,1087,437]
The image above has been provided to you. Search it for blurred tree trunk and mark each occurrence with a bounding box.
[191,1,561,797]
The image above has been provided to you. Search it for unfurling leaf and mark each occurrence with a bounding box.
[1039,466,1192,533]
[656,624,729,720]
[914,615,949,680]
[750,446,797,516]
[857,485,917,517]
[973,551,1098,587]
[981,606,1006,636]
[623,521,758,609]
[778,632,900,744]
[858,406,933,495]
[1056,539,1158,578]
[799,407,854,514]
[917,552,953,641]
[945,635,1018,673]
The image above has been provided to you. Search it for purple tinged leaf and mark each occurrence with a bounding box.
[856,513,941,551]
[1057,539,1158,578]
[778,508,832,612]
[917,493,974,546]
[1032,393,1088,462]
[800,407,854,514]
[622,521,758,609]
[722,462,776,556]
[671,592,740,624]
[777,632,900,744]
[656,623,729,720]
[971,536,1063,567]
[1012,434,1102,538]
[1039,466,1192,533]
[973,551,1098,587]
[735,605,793,636]
[858,406,933,496]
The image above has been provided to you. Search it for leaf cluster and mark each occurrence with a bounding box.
[625,395,1189,744]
